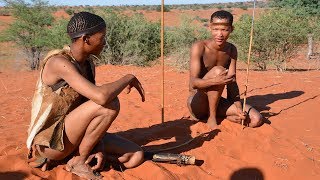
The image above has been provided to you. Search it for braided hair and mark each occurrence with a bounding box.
[210,10,233,25]
[67,12,106,40]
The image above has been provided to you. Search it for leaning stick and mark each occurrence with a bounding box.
[242,0,257,128]
[161,0,165,123]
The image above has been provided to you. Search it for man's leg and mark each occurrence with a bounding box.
[37,97,121,177]
[217,98,263,127]
[203,66,226,128]
[187,91,209,120]
[187,66,226,128]
[102,133,144,169]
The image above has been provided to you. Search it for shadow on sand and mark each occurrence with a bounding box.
[0,171,28,180]
[230,167,264,180]
[246,90,307,121]
[117,118,220,155]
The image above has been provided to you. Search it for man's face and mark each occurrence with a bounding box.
[210,18,233,46]
[87,28,107,56]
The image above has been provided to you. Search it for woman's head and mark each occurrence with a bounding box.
[67,12,107,55]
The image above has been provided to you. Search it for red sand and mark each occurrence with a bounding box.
[0,64,319,179]
[125,8,265,27]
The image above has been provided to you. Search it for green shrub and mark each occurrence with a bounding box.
[165,16,210,70]
[98,11,160,66]
[156,5,171,12]
[194,16,208,23]
[65,8,74,15]
[0,8,11,16]
[231,9,309,71]
[239,5,248,10]
[1,0,55,70]
[46,19,70,49]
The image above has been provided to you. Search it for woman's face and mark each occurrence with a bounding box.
[86,28,107,56]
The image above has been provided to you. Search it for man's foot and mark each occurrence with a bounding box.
[65,156,102,180]
[226,115,242,124]
[207,118,218,129]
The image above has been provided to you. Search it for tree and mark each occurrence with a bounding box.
[2,0,55,70]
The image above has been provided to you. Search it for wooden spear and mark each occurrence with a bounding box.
[161,0,165,123]
[242,0,257,128]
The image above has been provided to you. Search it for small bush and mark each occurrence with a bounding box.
[194,16,208,23]
[231,9,309,71]
[165,16,210,70]
[0,8,11,16]
[156,5,171,12]
[98,11,160,66]
[239,5,248,10]
[65,8,74,15]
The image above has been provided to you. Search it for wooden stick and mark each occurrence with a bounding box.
[161,0,165,123]
[242,0,256,128]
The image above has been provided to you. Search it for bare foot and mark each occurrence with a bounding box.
[226,115,242,124]
[66,156,102,180]
[207,117,218,129]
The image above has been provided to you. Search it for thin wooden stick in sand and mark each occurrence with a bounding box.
[242,0,257,129]
[161,0,165,123]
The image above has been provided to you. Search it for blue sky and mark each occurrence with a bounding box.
[1,0,247,6]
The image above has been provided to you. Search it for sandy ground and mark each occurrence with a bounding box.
[0,64,319,180]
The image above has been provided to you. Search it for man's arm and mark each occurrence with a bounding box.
[189,42,232,90]
[46,57,145,105]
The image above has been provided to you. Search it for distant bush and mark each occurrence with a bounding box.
[1,0,55,70]
[0,8,11,16]
[231,9,309,71]
[239,5,248,10]
[156,5,171,12]
[46,19,70,49]
[98,11,160,66]
[194,16,208,23]
[65,8,74,15]
[217,5,223,10]
[165,16,210,70]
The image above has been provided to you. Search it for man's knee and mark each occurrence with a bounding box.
[100,97,120,119]
[204,66,226,79]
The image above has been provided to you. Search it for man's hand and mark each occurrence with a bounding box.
[236,107,246,121]
[85,152,106,171]
[212,70,235,85]
[125,75,145,102]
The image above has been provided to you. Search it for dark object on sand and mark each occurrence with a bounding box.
[152,153,196,166]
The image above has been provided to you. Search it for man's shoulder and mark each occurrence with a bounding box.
[226,42,237,51]
[192,40,206,47]
[191,40,208,52]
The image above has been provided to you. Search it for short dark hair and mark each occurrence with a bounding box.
[67,12,106,40]
[210,10,233,25]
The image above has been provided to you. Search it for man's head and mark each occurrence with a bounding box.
[67,12,107,55]
[209,10,234,46]
[67,12,106,40]
[210,10,233,25]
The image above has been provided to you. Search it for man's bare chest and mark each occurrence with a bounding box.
[202,51,231,71]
